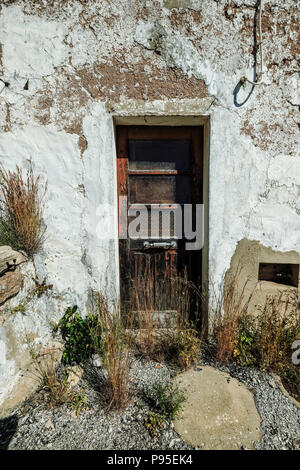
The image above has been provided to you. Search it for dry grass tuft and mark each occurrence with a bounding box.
[211,272,300,400]
[29,349,87,414]
[94,292,131,410]
[253,292,300,370]
[211,271,254,363]
[0,161,47,256]
[126,267,202,368]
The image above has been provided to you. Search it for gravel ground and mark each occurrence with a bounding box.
[1,351,299,450]
[0,356,192,450]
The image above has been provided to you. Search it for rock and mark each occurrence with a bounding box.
[66,365,83,388]
[92,354,103,368]
[44,419,54,429]
[173,365,262,450]
[169,437,180,447]
[0,268,23,305]
[269,379,276,389]
[0,246,24,275]
[0,246,25,305]
[291,439,300,450]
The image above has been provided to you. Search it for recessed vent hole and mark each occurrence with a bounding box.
[258,263,299,287]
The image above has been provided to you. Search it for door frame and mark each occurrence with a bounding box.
[113,115,210,331]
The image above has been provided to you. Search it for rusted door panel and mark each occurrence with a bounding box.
[117,126,203,317]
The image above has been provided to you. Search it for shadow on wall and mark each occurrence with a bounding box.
[233,81,255,107]
[0,414,18,449]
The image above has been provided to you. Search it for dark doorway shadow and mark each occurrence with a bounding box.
[233,1,261,107]
[0,414,18,449]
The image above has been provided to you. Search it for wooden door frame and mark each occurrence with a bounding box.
[113,115,210,331]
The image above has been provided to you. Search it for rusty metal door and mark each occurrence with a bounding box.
[116,126,203,320]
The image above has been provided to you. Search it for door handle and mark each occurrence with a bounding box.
[143,241,176,249]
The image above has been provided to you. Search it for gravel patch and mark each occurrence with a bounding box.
[1,355,192,450]
[1,351,299,450]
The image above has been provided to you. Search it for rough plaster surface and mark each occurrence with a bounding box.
[224,238,300,318]
[173,366,262,450]
[0,261,66,416]
[0,0,299,411]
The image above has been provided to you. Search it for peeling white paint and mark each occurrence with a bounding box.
[0,6,68,79]
[81,103,120,299]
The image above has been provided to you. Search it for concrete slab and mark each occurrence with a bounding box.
[173,366,262,450]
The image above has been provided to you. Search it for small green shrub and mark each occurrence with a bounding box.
[144,412,165,438]
[166,328,200,369]
[67,388,88,416]
[233,320,256,366]
[32,276,53,297]
[144,381,185,421]
[42,367,87,414]
[11,302,27,314]
[58,305,101,365]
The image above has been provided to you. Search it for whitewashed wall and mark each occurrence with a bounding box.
[0,0,299,414]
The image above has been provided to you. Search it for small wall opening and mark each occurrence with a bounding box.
[258,263,299,287]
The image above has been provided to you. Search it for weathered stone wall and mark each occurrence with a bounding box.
[0,0,299,414]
